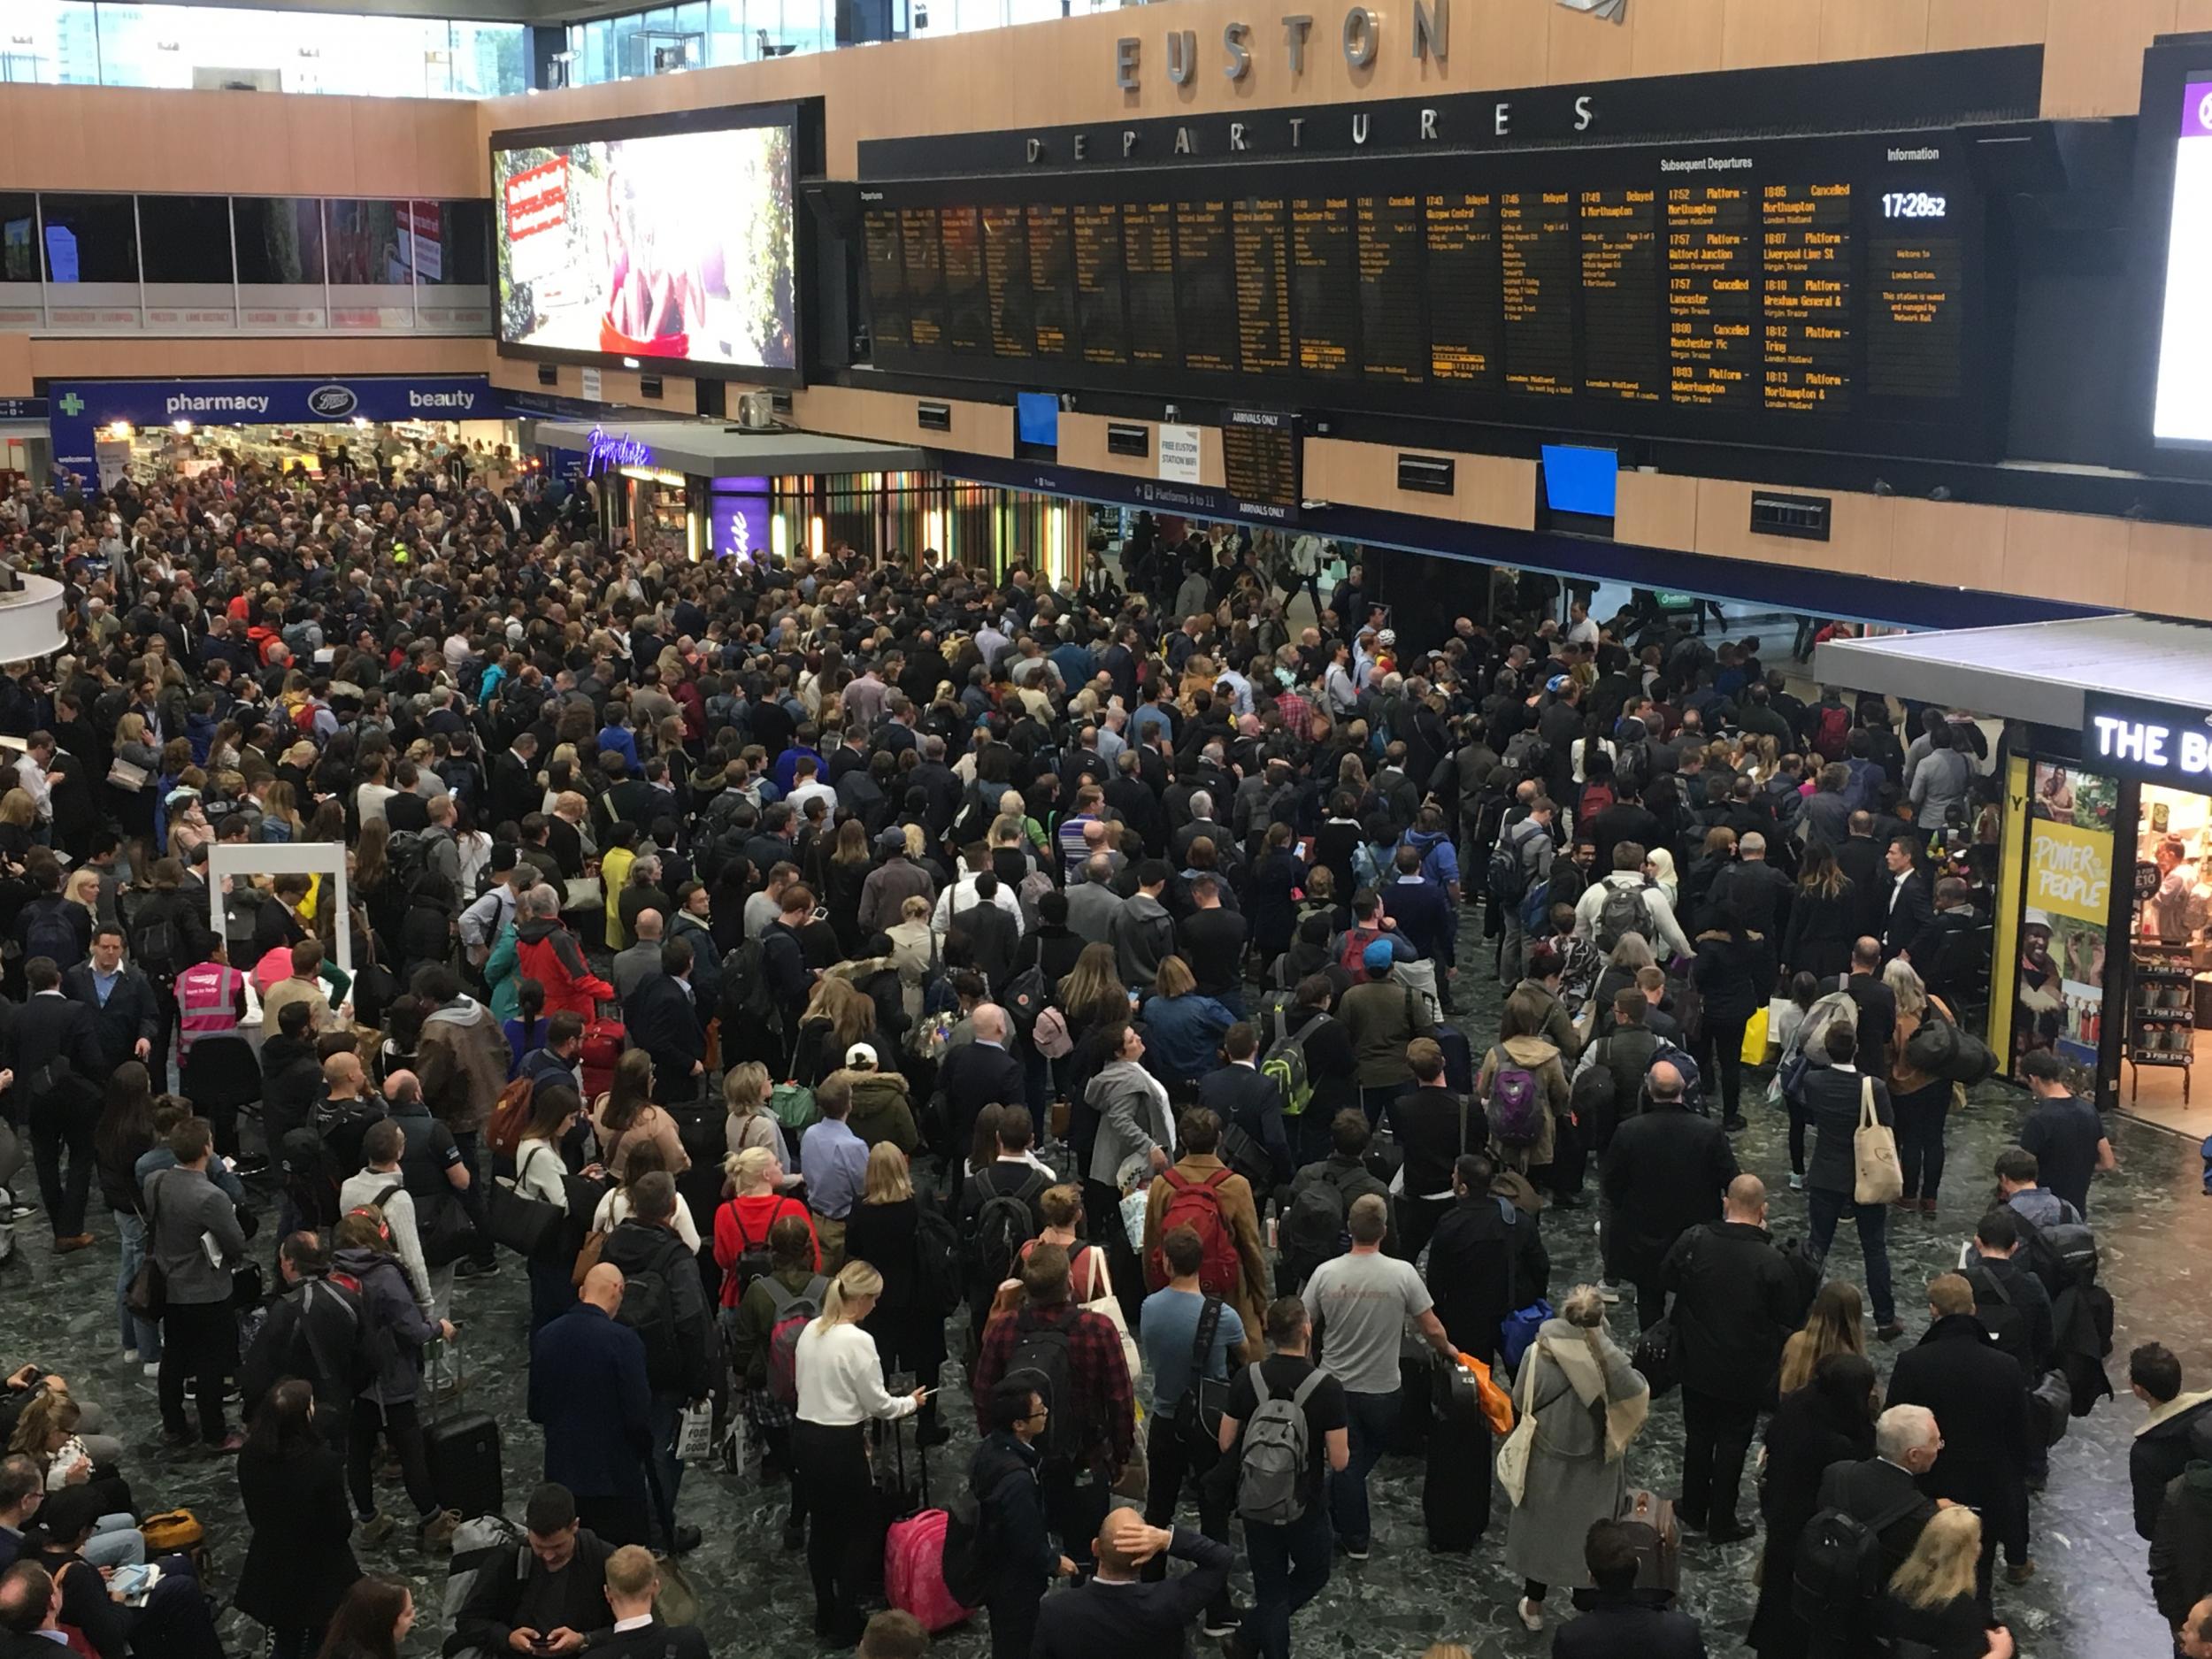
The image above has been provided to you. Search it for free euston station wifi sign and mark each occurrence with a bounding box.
[2085,692,2212,787]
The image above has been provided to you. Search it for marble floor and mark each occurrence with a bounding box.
[5,958,2205,1659]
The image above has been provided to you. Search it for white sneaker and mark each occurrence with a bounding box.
[1598,1282,1622,1305]
[142,1363,160,1378]
[1517,1597,1544,1632]
[121,1349,137,1365]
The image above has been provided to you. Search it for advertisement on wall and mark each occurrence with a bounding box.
[50,376,495,483]
[494,113,797,376]
[2014,760,2116,1096]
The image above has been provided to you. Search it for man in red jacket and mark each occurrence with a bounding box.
[513,885,613,1021]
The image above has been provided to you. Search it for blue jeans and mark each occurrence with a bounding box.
[83,1519,145,1569]
[1246,1501,1333,1659]
[1329,1388,1398,1548]
[113,1210,159,1360]
[646,1393,685,1548]
[1805,1187,1894,1325]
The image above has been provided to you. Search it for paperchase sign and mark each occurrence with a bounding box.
[51,376,495,484]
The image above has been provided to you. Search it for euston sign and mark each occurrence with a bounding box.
[2086,692,2212,787]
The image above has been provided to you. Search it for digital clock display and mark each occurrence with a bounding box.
[1882,192,1947,219]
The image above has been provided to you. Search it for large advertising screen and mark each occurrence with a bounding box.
[2153,80,2212,448]
[493,109,797,380]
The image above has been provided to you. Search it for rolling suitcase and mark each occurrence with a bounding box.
[426,1410,503,1520]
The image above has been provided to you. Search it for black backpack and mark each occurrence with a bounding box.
[21,898,79,969]
[1792,1477,1926,1627]
[1962,1263,2034,1373]
[1004,1310,1076,1461]
[941,1467,1024,1608]
[719,937,778,1030]
[616,1266,681,1390]
[965,1168,1047,1286]
[913,1198,965,1317]
[132,902,180,984]
[2012,1208,2100,1296]
[1001,964,1051,1041]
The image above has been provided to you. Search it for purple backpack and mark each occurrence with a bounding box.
[1487,1059,1544,1147]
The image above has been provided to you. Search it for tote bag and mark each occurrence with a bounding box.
[1496,1338,1544,1508]
[488,1143,566,1257]
[1852,1076,1905,1205]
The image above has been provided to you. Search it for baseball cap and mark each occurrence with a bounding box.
[875,828,907,854]
[1363,940,1396,976]
[845,1041,879,1069]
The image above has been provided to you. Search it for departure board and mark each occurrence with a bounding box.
[1358,195,1426,383]
[1502,190,1575,396]
[1123,201,1177,367]
[1025,204,1074,359]
[862,130,1992,458]
[980,205,1033,360]
[1292,196,1357,378]
[1220,409,1300,519]
[862,210,907,353]
[1233,196,1292,374]
[1175,200,1237,373]
[1071,204,1125,366]
[1761,181,1852,413]
[1665,183,1756,408]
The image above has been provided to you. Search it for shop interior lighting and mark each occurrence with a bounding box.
[172,420,192,435]
[810,514,826,560]
[770,515,790,563]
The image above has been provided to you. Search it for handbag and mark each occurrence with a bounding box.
[1432,1347,1515,1436]
[571,1224,611,1289]
[675,1400,715,1463]
[1081,1247,1143,1389]
[1852,1074,1904,1205]
[1632,1312,1679,1399]
[126,1180,168,1323]
[771,1025,818,1130]
[653,1552,701,1627]
[1740,1004,1772,1066]
[1495,1338,1543,1507]
[106,757,150,792]
[563,876,603,911]
[487,1144,567,1258]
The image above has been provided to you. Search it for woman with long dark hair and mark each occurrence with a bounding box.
[1747,1353,1879,1659]
[236,1379,359,1659]
[1782,840,1856,984]
[314,1575,414,1659]
[92,1063,159,1371]
[1690,898,1765,1131]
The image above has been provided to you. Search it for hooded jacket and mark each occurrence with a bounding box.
[2151,1439,2212,1626]
[329,1246,435,1407]
[1475,1033,1569,1169]
[418,994,511,1135]
[2137,1391,2212,1540]
[515,915,616,1023]
[1401,826,1460,889]
[842,1068,918,1154]
[1110,891,1176,987]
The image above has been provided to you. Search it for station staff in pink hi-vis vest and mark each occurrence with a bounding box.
[175,940,260,1064]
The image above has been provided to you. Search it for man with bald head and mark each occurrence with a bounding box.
[1600,1059,1740,1334]
[1659,1171,1814,1542]
[941,1001,1027,1148]
[611,909,665,1002]
[531,1262,655,1548]
[1031,1504,1232,1659]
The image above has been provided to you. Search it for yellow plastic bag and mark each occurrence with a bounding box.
[1740,1005,1771,1065]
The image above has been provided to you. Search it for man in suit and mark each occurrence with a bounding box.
[1843,935,1900,1077]
[1879,835,1933,961]
[62,925,159,1073]
[1553,1518,1709,1659]
[595,1544,710,1656]
[939,1003,1025,1150]
[1033,1508,1233,1659]
[1834,811,1888,940]
[488,733,541,830]
[1196,1023,1294,1191]
[623,940,706,1102]
[1886,1273,2038,1601]
[611,909,668,1002]
[10,957,105,1251]
[530,1264,656,1548]
[1600,1061,1739,1333]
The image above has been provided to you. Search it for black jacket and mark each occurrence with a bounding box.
[592,1623,710,1659]
[624,972,707,1092]
[1780,884,1856,982]
[596,1217,717,1401]
[2136,1396,2212,1540]
[2152,1455,2212,1628]
[446,1528,617,1658]
[1748,1386,1877,1655]
[262,1033,325,1146]
[1600,1103,1740,1280]
[1658,1219,1809,1404]
[1962,1248,2055,1375]
[6,989,104,1107]
[234,1440,361,1630]
[1391,1084,1472,1201]
[941,1040,1026,1157]
[1552,1589,1710,1659]
[1032,1526,1232,1659]
[1878,869,1933,958]
[969,1428,1056,1591]
[61,963,160,1071]
[1425,1191,1548,1364]
[1886,1314,2034,1536]
[1799,1064,1889,1195]
[1813,1457,1936,1581]
[240,1272,373,1430]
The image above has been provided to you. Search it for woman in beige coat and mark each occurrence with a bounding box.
[1476,987,1571,1172]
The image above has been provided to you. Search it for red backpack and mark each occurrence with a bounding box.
[1811,703,1852,762]
[1146,1168,1240,1296]
[1336,926,1384,974]
[1578,779,1616,821]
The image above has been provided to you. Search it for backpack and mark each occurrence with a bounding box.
[1235,1364,1325,1525]
[1486,822,1538,910]
[1578,779,1617,821]
[966,1169,1048,1286]
[1261,1012,1325,1118]
[1810,703,1852,762]
[1594,880,1655,954]
[1147,1167,1240,1296]
[615,1267,681,1390]
[723,1199,802,1303]
[442,1517,527,1632]
[1001,964,1051,1041]
[1282,1179,1350,1286]
[1792,1479,1928,1627]
[913,1201,965,1317]
[1652,1038,1703,1110]
[1335,925,1386,974]
[765,1275,828,1408]
[1963,1263,2033,1373]
[132,904,180,983]
[2013,1209,2100,1294]
[1032,1005,1073,1059]
[1486,1054,1544,1146]
[719,937,778,1029]
[22,899,77,969]
[1004,1311,1077,1460]
[388,829,431,887]
[941,1469,1022,1609]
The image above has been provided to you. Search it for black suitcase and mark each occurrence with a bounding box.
[1422,1409,1494,1551]
[425,1411,503,1519]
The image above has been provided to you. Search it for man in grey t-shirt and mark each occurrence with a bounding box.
[1301,1193,1458,1557]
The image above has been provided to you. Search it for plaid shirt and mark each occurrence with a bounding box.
[1273,689,1315,740]
[973,1299,1135,1475]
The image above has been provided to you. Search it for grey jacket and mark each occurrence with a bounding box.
[1110,892,1176,987]
[1085,1058,1174,1187]
[145,1164,247,1306]
[1066,880,1124,948]
[331,1246,438,1407]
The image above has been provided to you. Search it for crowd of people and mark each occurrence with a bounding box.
[0,457,2184,1659]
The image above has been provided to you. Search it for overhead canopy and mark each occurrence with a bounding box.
[1811,613,2212,728]
[532,419,926,479]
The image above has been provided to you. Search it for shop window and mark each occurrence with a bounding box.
[39,193,136,283]
[232,197,325,286]
[136,196,233,283]
[326,198,414,330]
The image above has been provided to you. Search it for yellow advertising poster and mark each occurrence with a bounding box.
[2014,762,2118,1093]
[2028,816,2115,926]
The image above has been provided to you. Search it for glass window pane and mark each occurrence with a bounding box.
[39,194,137,282]
[234,197,326,331]
[326,198,412,329]
[136,195,231,281]
[0,196,39,283]
[410,200,488,285]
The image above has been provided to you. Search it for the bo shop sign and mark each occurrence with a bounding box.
[1117,0,1448,88]
[2087,692,2212,787]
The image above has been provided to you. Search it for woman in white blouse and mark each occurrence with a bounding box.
[791,1261,926,1647]
[514,1085,592,1335]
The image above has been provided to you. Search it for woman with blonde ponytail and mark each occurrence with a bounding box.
[791,1259,925,1646]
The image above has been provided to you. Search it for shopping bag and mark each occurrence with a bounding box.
[1496,1340,1543,1507]
[1853,1076,1904,1205]
[1740,1004,1772,1065]
[675,1400,714,1464]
